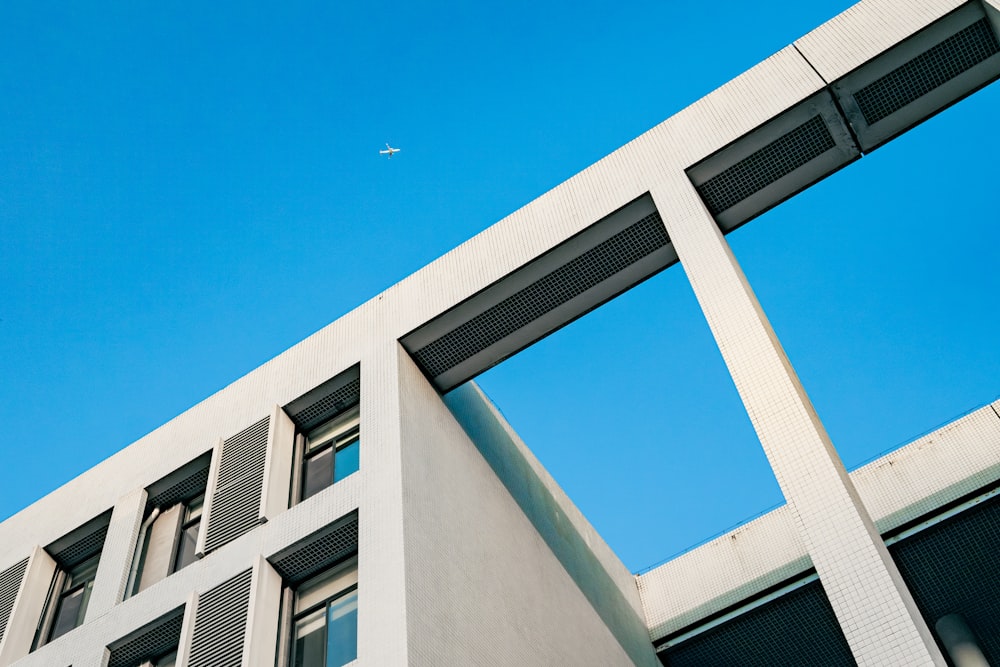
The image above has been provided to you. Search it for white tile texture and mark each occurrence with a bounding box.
[0,0,995,664]
[395,346,651,666]
[795,0,966,83]
[645,177,945,666]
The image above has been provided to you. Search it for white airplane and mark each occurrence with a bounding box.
[379,143,401,159]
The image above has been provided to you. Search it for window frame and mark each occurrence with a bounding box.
[291,406,361,505]
[33,553,101,648]
[126,491,206,599]
[171,493,204,573]
[279,557,359,667]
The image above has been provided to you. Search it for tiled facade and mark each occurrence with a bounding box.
[1,1,998,665]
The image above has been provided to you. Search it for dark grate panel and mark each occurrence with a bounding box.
[107,607,184,667]
[53,525,108,568]
[0,558,28,645]
[890,493,1000,662]
[694,115,835,215]
[147,466,210,511]
[188,569,252,667]
[853,18,1000,125]
[413,212,669,379]
[271,514,359,585]
[203,417,269,553]
[290,378,361,432]
[659,579,854,667]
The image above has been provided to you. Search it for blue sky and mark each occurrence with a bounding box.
[2,1,998,573]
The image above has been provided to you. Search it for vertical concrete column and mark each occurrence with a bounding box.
[259,404,297,521]
[355,339,409,666]
[89,487,148,617]
[243,556,283,667]
[648,179,944,667]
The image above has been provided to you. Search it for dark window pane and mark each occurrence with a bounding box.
[334,440,360,483]
[173,520,200,572]
[154,650,178,667]
[302,447,334,501]
[49,586,86,641]
[326,590,358,667]
[185,494,204,523]
[292,608,326,667]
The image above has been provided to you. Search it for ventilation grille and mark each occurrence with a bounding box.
[147,466,210,511]
[694,115,835,215]
[853,18,1000,125]
[53,525,108,568]
[289,378,361,432]
[203,417,269,553]
[889,491,1000,661]
[0,558,28,645]
[188,569,252,667]
[271,514,359,585]
[658,578,853,666]
[412,212,669,379]
[107,607,184,667]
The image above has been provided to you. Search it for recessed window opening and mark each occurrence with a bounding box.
[127,458,210,599]
[285,557,359,667]
[294,405,360,504]
[42,554,99,644]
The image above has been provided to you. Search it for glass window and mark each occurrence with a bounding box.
[172,494,204,572]
[289,559,358,667]
[127,492,205,599]
[298,407,360,503]
[46,554,100,643]
[152,649,177,667]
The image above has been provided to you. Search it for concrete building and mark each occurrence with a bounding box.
[1,0,999,664]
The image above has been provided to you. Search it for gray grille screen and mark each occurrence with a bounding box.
[659,579,853,666]
[890,492,1000,661]
[0,557,28,645]
[188,569,252,667]
[271,514,359,585]
[413,212,668,379]
[694,115,835,215]
[107,607,184,667]
[203,417,269,553]
[147,466,210,511]
[53,525,108,568]
[289,378,361,432]
[853,18,1000,125]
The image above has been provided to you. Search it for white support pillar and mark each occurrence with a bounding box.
[89,487,148,617]
[259,404,297,522]
[355,340,410,666]
[243,556,284,667]
[649,179,945,667]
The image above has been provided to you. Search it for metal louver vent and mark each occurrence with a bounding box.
[270,513,359,585]
[694,115,835,216]
[853,18,1000,125]
[0,558,28,645]
[288,377,361,432]
[187,569,252,667]
[52,524,109,568]
[412,212,669,381]
[147,466,210,511]
[107,607,184,667]
[657,578,852,666]
[203,417,270,553]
